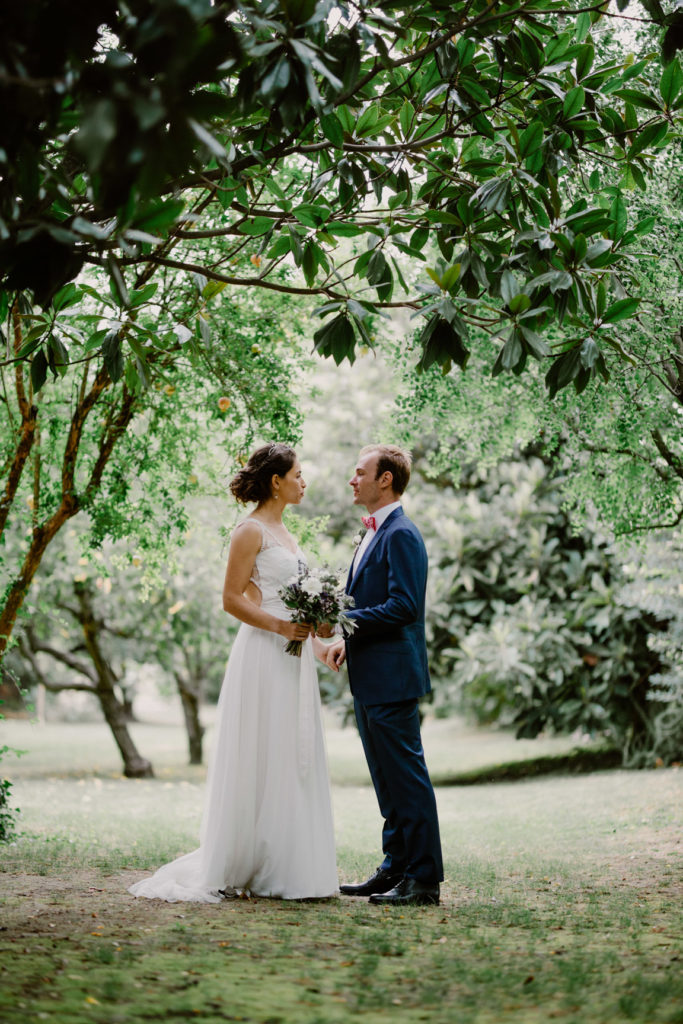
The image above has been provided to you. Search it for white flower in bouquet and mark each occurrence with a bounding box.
[302,576,324,597]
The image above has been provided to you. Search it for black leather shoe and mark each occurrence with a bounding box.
[369,878,440,906]
[339,867,404,897]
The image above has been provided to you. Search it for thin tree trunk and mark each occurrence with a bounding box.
[0,303,38,539]
[74,583,153,778]
[0,503,75,657]
[0,374,137,662]
[175,671,204,765]
[23,606,154,779]
[0,409,37,539]
[95,683,154,778]
[120,691,136,723]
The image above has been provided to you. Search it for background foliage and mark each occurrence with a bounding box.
[2,2,683,782]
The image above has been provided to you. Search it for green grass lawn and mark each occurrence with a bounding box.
[2,710,599,784]
[0,716,681,1024]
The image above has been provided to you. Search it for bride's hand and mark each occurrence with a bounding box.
[278,619,314,642]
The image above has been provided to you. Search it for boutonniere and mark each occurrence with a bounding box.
[353,527,367,548]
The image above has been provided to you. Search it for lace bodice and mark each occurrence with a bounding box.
[241,520,305,613]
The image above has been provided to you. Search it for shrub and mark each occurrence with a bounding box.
[424,456,677,763]
[0,745,19,844]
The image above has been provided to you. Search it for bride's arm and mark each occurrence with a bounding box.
[222,523,312,644]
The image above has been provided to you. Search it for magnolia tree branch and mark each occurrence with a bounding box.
[87,253,424,310]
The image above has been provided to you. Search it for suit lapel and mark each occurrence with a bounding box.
[348,507,403,593]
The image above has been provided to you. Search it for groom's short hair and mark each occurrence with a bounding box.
[361,444,412,495]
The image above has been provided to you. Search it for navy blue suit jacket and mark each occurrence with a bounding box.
[345,507,431,706]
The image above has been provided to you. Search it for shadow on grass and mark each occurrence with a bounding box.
[434,746,622,786]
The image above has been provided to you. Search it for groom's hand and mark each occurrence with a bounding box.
[324,639,346,672]
[316,622,334,639]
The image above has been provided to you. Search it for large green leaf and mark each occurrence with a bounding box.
[399,100,415,138]
[601,298,639,324]
[418,315,470,372]
[563,86,585,119]
[30,348,48,392]
[660,59,683,106]
[102,330,124,383]
[545,346,584,398]
[313,314,356,365]
[628,121,668,159]
[320,113,344,148]
[292,204,330,228]
[237,217,276,236]
[609,193,627,241]
[133,200,186,234]
[519,121,544,159]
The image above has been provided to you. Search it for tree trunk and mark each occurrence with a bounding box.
[0,405,38,540]
[22,618,154,779]
[0,360,136,664]
[120,692,136,723]
[0,503,75,658]
[0,302,38,540]
[95,683,154,779]
[75,583,153,778]
[175,672,204,765]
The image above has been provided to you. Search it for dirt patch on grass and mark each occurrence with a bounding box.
[1,868,459,939]
[2,864,681,1024]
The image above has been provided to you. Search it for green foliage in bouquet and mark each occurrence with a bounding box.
[279,566,355,655]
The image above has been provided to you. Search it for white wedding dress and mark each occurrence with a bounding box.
[128,522,338,902]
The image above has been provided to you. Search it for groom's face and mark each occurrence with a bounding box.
[349,451,382,512]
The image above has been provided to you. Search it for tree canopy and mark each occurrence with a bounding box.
[2,0,683,665]
[2,0,683,396]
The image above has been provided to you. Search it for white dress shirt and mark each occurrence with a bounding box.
[352,500,402,577]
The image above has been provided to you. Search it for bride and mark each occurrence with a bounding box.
[128,443,338,902]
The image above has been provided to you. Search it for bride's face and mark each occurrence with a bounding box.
[275,460,306,505]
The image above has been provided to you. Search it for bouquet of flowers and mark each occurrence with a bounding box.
[279,565,356,656]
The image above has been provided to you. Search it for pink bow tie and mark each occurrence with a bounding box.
[362,515,377,531]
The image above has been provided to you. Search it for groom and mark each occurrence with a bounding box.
[324,444,443,906]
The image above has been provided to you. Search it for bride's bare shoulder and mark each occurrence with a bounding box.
[230,518,263,549]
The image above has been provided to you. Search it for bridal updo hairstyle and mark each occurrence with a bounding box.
[230,443,297,505]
